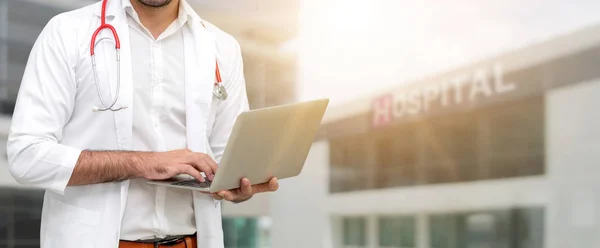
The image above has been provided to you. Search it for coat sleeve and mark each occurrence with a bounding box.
[208,40,250,163]
[6,15,82,195]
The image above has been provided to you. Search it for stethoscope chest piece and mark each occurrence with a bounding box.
[213,83,228,101]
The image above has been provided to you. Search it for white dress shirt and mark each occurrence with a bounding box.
[119,1,196,240]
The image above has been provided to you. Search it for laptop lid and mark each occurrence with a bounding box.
[208,98,329,192]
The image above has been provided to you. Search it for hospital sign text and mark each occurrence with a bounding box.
[372,64,517,127]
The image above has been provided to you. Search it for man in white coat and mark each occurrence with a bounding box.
[6,0,279,247]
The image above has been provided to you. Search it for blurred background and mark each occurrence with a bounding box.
[2,0,600,247]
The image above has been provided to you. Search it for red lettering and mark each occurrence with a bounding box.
[372,95,393,127]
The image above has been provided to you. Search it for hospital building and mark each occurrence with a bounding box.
[266,22,600,248]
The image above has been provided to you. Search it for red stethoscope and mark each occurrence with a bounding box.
[90,0,227,112]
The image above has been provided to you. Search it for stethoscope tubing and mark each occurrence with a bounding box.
[91,0,125,112]
[90,0,227,112]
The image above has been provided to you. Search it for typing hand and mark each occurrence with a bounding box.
[210,177,279,203]
[139,149,217,183]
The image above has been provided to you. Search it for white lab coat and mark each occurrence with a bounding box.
[6,0,249,247]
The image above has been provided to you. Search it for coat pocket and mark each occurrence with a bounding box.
[42,198,101,248]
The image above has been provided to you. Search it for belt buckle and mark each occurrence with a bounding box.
[153,236,184,248]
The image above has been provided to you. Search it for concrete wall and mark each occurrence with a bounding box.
[546,78,600,248]
[270,141,332,248]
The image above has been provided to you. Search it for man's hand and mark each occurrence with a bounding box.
[67,149,217,186]
[210,177,279,203]
[138,149,218,182]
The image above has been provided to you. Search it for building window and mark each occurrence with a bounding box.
[375,125,418,188]
[330,135,369,193]
[429,207,544,248]
[378,216,416,248]
[430,214,459,248]
[0,188,45,248]
[484,97,544,179]
[342,217,367,248]
[222,217,271,248]
[511,207,545,248]
[328,95,545,193]
[421,114,478,184]
[0,211,8,241]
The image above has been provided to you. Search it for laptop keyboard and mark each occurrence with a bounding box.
[171,179,212,188]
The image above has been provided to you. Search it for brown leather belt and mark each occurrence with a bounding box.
[119,235,197,248]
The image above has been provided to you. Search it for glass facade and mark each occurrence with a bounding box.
[329,96,545,193]
[342,217,367,247]
[338,207,543,248]
[0,0,6,101]
[429,207,544,248]
[0,188,44,248]
[222,217,271,248]
[0,0,91,115]
[378,216,416,248]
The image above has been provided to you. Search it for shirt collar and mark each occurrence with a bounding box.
[93,0,203,24]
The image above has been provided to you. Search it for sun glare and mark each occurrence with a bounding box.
[325,0,374,36]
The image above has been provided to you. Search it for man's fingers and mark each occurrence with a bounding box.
[269,177,279,191]
[212,178,278,203]
[195,153,217,171]
[217,190,236,201]
[240,178,252,197]
[191,162,213,181]
[203,156,218,175]
[178,164,205,182]
[189,154,214,181]
[251,183,268,193]
[252,177,279,193]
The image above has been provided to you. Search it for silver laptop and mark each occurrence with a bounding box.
[147,98,329,193]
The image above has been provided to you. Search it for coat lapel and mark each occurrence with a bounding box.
[183,21,216,153]
[112,12,133,151]
[96,0,134,231]
[183,20,224,248]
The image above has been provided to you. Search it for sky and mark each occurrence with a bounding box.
[296,0,600,107]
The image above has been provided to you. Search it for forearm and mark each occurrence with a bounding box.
[67,150,155,186]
